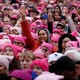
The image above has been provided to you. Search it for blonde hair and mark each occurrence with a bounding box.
[21,50,35,60]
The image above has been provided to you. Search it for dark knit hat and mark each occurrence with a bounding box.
[53,56,75,73]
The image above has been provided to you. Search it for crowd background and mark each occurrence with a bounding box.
[0,0,80,80]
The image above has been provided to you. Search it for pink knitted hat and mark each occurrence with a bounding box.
[0,39,11,49]
[30,22,37,28]
[10,14,18,19]
[33,49,45,59]
[66,41,78,47]
[30,59,48,71]
[3,44,23,59]
[9,70,32,80]
[41,42,53,53]
[13,35,26,46]
[0,55,9,70]
[10,27,22,35]
[51,34,60,43]
[35,72,64,80]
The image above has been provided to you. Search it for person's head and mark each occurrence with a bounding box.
[65,41,78,51]
[60,16,67,25]
[64,50,80,62]
[62,6,69,16]
[38,28,50,43]
[41,42,53,57]
[19,51,35,69]
[3,17,10,25]
[10,27,22,35]
[10,16,17,26]
[51,56,77,80]
[53,12,61,21]
[9,70,32,80]
[0,55,9,75]
[58,33,77,53]
[3,7,10,16]
[51,34,59,47]
[56,22,65,34]
[30,22,37,33]
[3,25,12,34]
[54,5,61,13]
[3,44,23,59]
[13,36,26,47]
[29,8,39,18]
[48,52,63,65]
[30,59,48,75]
[41,14,48,25]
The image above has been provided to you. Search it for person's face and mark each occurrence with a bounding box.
[3,27,10,34]
[62,37,71,49]
[54,7,60,13]
[11,19,17,25]
[41,18,47,24]
[65,43,72,51]
[38,30,48,42]
[10,77,18,80]
[0,63,6,75]
[41,46,50,58]
[51,40,58,47]
[30,11,37,18]
[4,20,10,25]
[57,26,64,32]
[32,65,43,75]
[20,57,33,69]
[62,6,69,15]
[54,13,60,20]
[3,9,9,15]
[61,19,66,25]
[13,40,24,47]
[11,29,19,35]
[3,47,14,56]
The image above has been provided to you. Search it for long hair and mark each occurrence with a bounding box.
[58,33,77,53]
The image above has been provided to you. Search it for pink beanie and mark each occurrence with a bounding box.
[10,27,22,35]
[41,42,53,53]
[3,44,23,59]
[10,15,18,19]
[35,72,64,80]
[9,70,32,80]
[66,41,78,47]
[33,49,45,59]
[51,34,60,43]
[30,59,48,71]
[13,35,26,46]
[0,39,11,49]
[0,55,9,70]
[30,22,37,28]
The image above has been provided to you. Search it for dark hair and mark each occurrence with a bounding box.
[58,33,77,53]
[53,56,75,73]
[9,57,21,73]
[38,28,50,43]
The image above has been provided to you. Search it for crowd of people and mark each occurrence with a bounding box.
[0,0,80,80]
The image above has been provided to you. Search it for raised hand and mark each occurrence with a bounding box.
[20,8,26,21]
